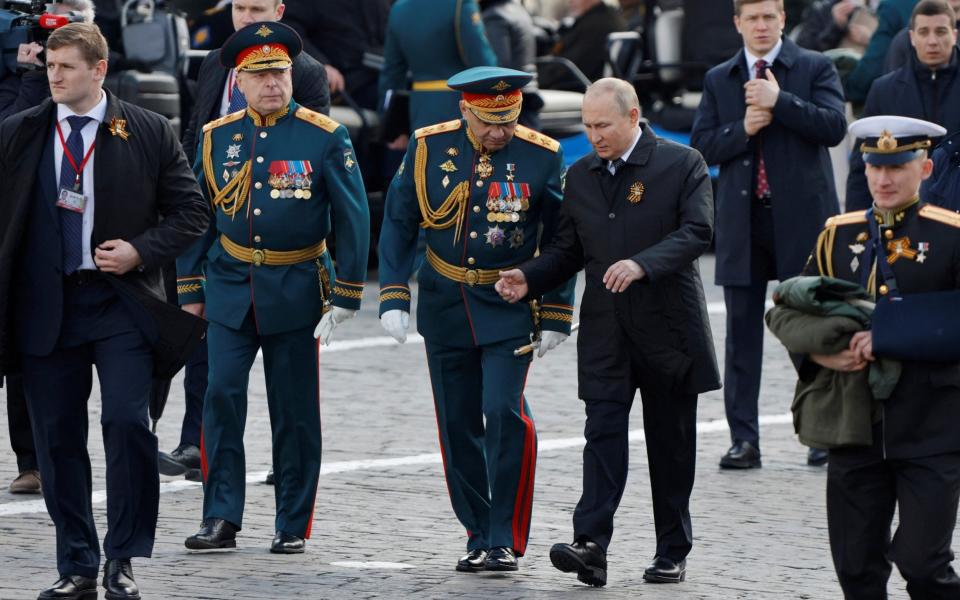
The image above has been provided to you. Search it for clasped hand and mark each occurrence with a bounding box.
[811,330,874,372]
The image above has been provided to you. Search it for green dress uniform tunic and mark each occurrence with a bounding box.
[378,117,575,555]
[177,100,370,538]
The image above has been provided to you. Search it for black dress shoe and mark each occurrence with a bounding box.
[37,575,97,600]
[456,549,487,572]
[549,539,607,587]
[270,531,305,554]
[484,547,518,571]
[265,468,274,485]
[185,517,238,550]
[807,447,829,466]
[159,443,201,479]
[719,440,762,469]
[102,559,141,600]
[643,556,686,583]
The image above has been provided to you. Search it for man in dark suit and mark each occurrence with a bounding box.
[847,0,960,211]
[497,78,721,587]
[0,23,208,600]
[161,0,330,483]
[691,0,846,469]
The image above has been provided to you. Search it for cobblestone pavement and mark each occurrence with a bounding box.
[1,256,953,599]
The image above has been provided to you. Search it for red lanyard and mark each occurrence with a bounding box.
[55,120,97,191]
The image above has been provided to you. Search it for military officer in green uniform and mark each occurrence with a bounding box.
[378,66,576,572]
[177,22,370,554]
[799,116,960,598]
[379,0,497,147]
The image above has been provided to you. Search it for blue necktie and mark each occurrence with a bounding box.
[227,73,247,112]
[60,115,92,274]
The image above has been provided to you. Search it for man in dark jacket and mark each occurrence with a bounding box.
[691,0,846,469]
[164,0,329,484]
[881,0,958,72]
[538,0,626,90]
[0,23,208,599]
[847,0,960,211]
[498,78,720,588]
[800,115,960,600]
[281,0,389,110]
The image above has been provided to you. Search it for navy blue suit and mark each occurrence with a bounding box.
[691,38,846,448]
[0,93,208,579]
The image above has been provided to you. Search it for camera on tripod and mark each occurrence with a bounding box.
[1,0,84,74]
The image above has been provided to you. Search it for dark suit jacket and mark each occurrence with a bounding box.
[539,2,626,90]
[691,38,846,286]
[0,70,50,123]
[521,125,721,399]
[181,48,330,165]
[847,50,960,212]
[0,92,209,376]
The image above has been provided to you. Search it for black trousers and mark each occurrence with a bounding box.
[6,373,37,472]
[722,200,777,446]
[828,444,960,600]
[573,374,698,560]
[22,278,158,578]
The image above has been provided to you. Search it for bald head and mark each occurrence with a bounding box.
[582,78,642,160]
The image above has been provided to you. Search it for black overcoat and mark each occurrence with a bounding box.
[521,125,721,401]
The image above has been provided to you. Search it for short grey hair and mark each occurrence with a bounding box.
[55,0,96,23]
[585,78,640,117]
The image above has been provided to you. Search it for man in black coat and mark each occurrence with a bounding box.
[282,0,389,110]
[0,23,208,599]
[691,0,846,469]
[163,0,329,483]
[497,78,720,587]
[848,0,960,211]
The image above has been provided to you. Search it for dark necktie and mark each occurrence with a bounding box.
[753,59,771,200]
[228,71,247,112]
[60,115,92,274]
[609,157,625,175]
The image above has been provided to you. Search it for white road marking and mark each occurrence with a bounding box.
[0,414,792,517]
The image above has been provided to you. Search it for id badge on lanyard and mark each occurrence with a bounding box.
[54,120,95,214]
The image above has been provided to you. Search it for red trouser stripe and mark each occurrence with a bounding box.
[511,365,536,555]
[199,428,209,482]
[303,337,322,539]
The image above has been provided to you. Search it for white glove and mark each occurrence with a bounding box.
[313,306,357,345]
[380,309,409,343]
[537,330,569,358]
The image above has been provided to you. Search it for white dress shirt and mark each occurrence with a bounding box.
[745,38,783,78]
[54,91,107,272]
[606,126,643,175]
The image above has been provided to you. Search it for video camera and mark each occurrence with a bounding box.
[1,0,84,75]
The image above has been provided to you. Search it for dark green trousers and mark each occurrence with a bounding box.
[201,311,321,538]
[425,335,537,555]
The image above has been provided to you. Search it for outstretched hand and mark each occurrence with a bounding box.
[496,269,528,303]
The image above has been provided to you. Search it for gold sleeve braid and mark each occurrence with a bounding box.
[414,138,470,243]
[202,128,252,219]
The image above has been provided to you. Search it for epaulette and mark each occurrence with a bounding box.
[919,204,960,228]
[294,107,340,133]
[415,119,462,139]
[824,210,868,228]
[202,109,245,133]
[514,125,561,153]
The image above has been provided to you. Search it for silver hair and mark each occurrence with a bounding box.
[584,77,640,117]
[53,0,96,23]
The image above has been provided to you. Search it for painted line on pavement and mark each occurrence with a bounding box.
[0,414,792,517]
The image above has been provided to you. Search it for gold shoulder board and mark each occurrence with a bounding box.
[824,210,868,228]
[919,204,960,228]
[294,107,340,133]
[202,109,246,133]
[514,125,561,153]
[415,119,462,140]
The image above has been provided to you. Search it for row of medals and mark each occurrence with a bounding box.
[477,153,529,223]
[268,174,313,200]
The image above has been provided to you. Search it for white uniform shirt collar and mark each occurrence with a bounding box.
[607,126,643,174]
[57,89,108,126]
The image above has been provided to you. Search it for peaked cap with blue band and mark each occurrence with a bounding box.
[221,21,303,72]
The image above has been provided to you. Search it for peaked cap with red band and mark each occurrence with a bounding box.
[447,66,532,124]
[221,21,303,72]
